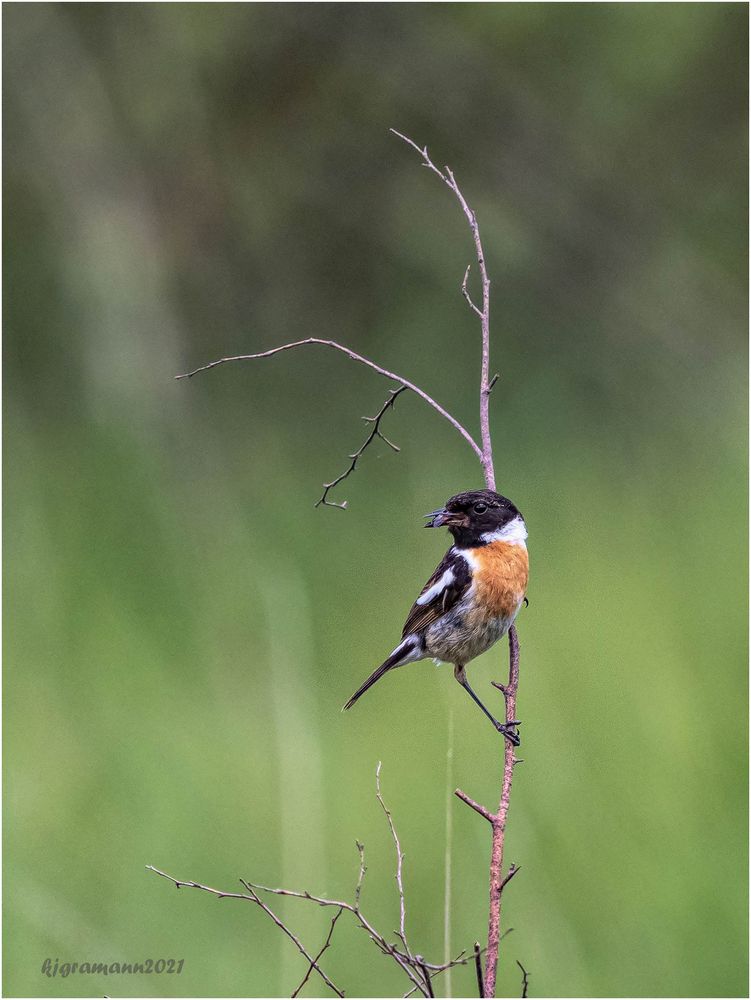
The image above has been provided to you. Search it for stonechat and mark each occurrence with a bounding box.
[344,490,529,744]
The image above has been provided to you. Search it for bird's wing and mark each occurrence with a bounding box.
[401,549,472,639]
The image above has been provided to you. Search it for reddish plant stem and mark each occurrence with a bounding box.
[483,625,520,998]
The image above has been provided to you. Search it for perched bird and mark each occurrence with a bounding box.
[344,489,529,744]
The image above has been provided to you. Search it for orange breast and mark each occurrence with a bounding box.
[470,541,529,618]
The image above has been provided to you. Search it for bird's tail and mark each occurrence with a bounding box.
[343,638,419,711]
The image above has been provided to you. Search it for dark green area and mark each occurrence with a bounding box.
[4,3,747,997]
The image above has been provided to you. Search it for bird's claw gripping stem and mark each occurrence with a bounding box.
[496,721,521,746]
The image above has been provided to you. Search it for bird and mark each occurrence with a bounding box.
[343,489,529,744]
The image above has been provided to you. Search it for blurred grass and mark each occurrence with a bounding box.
[4,3,748,998]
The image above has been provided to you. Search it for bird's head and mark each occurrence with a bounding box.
[424,490,526,548]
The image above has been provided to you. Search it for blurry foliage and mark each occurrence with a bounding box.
[4,3,747,998]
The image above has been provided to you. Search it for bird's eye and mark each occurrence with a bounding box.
[474,502,488,514]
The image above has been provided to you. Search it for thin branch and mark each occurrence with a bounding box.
[375,762,411,958]
[145,867,343,997]
[317,386,406,509]
[474,942,485,998]
[516,960,530,999]
[292,907,344,998]
[146,865,255,900]
[176,337,482,461]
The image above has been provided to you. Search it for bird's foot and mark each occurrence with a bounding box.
[494,720,521,746]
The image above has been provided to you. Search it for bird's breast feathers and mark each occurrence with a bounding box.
[462,540,529,621]
[400,536,529,666]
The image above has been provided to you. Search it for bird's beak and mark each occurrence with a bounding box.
[424,508,463,528]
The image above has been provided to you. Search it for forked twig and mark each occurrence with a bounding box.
[317,386,406,508]
[517,960,530,998]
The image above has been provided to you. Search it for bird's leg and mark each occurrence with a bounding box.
[453,664,521,746]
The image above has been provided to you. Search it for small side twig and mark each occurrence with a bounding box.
[474,942,485,998]
[461,264,483,318]
[454,788,494,824]
[500,864,521,891]
[354,840,367,910]
[292,907,344,998]
[517,960,530,999]
[317,386,406,509]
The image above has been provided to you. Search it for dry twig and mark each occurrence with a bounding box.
[317,386,406,508]
[517,959,530,998]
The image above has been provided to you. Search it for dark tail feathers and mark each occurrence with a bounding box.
[343,639,415,711]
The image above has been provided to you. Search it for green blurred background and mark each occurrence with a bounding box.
[4,3,748,997]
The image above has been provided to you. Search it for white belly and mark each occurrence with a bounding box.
[424,602,517,665]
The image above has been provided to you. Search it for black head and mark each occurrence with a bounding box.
[424,490,524,548]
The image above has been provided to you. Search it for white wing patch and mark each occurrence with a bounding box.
[416,567,456,606]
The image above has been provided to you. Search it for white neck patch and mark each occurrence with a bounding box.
[480,516,528,547]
